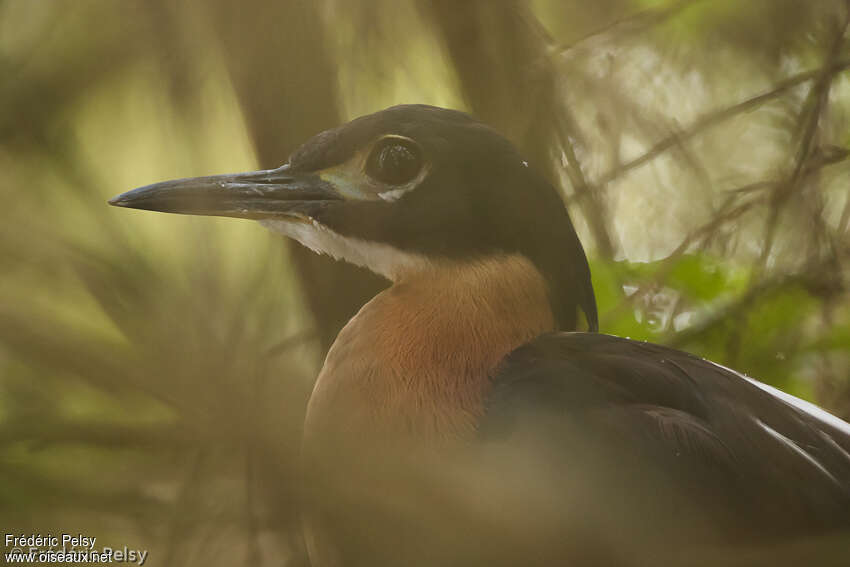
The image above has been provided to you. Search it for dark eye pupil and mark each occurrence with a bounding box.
[366,139,421,184]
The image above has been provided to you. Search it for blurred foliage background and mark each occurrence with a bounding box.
[1,0,850,565]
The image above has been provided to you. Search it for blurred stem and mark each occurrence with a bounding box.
[163,449,206,567]
[557,0,707,55]
[601,190,764,328]
[205,0,385,353]
[591,58,850,191]
[839,195,850,237]
[758,9,850,267]
[421,0,616,258]
[0,3,148,146]
[604,141,849,332]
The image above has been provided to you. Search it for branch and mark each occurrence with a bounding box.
[555,110,617,258]
[758,12,850,266]
[666,261,834,349]
[599,135,850,328]
[600,191,765,328]
[583,58,850,193]
[424,0,618,257]
[555,0,706,56]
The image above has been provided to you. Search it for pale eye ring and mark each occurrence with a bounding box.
[365,137,422,185]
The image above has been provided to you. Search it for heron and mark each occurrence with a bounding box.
[110,104,850,566]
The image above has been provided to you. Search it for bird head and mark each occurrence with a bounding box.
[109,104,597,331]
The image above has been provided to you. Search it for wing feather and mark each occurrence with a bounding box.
[482,332,850,539]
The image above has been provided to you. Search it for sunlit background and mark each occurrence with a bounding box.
[2,0,850,565]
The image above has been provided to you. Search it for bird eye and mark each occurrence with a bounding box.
[365,138,422,185]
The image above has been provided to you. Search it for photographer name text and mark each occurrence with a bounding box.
[4,534,148,565]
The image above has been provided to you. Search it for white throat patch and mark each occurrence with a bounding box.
[260,218,431,281]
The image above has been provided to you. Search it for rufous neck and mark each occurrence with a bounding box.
[305,254,556,444]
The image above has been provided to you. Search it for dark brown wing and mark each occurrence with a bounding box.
[482,332,850,547]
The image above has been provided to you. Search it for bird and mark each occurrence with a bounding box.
[110,104,850,566]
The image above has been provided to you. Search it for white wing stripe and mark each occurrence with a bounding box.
[707,360,850,437]
[754,418,840,486]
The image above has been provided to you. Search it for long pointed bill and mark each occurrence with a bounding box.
[108,164,341,220]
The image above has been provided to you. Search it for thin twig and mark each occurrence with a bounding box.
[555,109,616,258]
[555,0,706,56]
[583,58,850,193]
[601,192,765,327]
[666,263,827,349]
[758,12,850,266]
[516,4,617,258]
[600,133,849,329]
